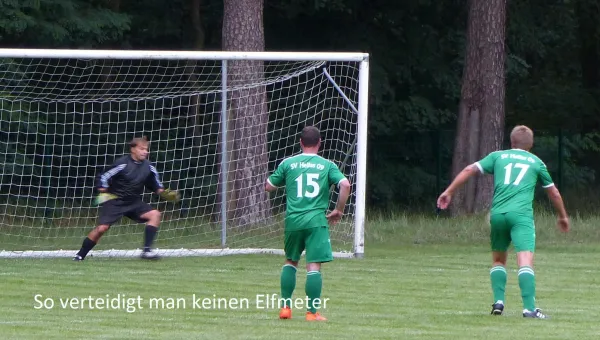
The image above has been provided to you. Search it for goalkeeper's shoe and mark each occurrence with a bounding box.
[140,250,161,260]
[491,301,504,315]
[72,255,84,261]
[523,308,549,319]
[279,307,292,319]
[305,312,327,321]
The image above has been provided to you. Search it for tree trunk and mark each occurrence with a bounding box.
[473,0,506,212]
[183,0,208,216]
[185,0,205,150]
[451,0,506,215]
[450,0,484,216]
[222,0,271,227]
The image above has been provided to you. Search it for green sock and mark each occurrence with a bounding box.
[280,264,297,308]
[490,265,507,303]
[305,271,322,314]
[518,266,536,311]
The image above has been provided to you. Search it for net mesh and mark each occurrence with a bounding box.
[0,55,360,258]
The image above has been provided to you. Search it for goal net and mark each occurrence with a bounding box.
[0,49,368,259]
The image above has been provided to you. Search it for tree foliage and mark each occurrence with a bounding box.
[0,0,130,47]
[0,0,599,213]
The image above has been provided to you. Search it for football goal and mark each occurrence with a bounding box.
[0,49,369,259]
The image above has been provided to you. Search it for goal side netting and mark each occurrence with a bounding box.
[0,49,368,259]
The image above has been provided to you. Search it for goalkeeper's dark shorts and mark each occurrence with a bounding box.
[97,198,154,226]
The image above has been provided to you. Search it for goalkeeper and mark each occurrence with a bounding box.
[73,136,180,261]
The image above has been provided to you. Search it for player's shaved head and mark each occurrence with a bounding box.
[300,126,321,148]
[129,136,149,148]
[510,125,534,150]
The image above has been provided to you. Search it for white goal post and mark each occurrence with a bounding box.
[0,49,369,259]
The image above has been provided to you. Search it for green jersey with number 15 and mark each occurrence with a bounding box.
[267,153,347,231]
[475,149,554,216]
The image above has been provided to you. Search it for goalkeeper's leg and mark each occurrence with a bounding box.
[121,200,162,259]
[73,200,121,261]
[73,224,110,261]
[136,208,162,260]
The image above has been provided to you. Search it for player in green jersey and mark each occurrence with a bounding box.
[437,125,570,319]
[266,126,351,321]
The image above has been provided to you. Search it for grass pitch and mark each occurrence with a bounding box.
[2,212,600,339]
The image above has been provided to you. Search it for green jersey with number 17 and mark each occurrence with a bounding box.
[267,153,347,231]
[475,149,554,216]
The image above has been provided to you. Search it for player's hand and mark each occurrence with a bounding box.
[94,192,118,206]
[159,189,180,202]
[436,191,452,210]
[326,209,343,225]
[557,217,570,232]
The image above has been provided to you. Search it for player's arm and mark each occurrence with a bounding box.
[539,163,569,231]
[265,180,278,192]
[326,163,351,224]
[441,164,479,195]
[93,160,126,205]
[545,186,569,232]
[146,164,180,202]
[545,186,568,219]
[437,153,495,210]
[333,179,351,212]
[436,164,480,209]
[145,164,164,193]
[265,161,286,192]
[96,161,126,192]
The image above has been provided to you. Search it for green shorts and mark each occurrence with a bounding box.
[284,226,333,263]
[489,212,535,252]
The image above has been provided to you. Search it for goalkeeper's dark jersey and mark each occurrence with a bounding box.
[96,155,164,199]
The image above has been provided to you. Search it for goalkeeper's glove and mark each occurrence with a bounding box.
[94,192,118,206]
[159,188,180,202]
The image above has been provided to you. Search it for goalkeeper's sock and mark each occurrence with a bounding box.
[490,265,507,303]
[280,264,297,308]
[143,225,158,252]
[76,237,96,258]
[518,266,536,311]
[305,271,323,314]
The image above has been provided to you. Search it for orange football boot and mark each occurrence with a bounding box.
[305,312,327,321]
[279,306,292,319]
